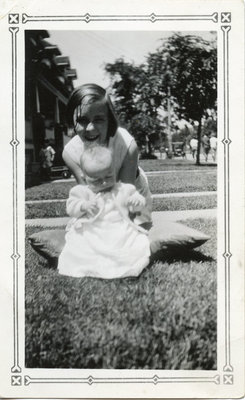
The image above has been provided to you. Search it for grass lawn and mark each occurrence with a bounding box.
[25,218,216,370]
[26,201,67,219]
[139,159,217,171]
[25,195,217,219]
[25,170,217,202]
[153,196,216,212]
[149,172,216,194]
[26,181,75,201]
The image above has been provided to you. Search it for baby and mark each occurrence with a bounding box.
[58,145,150,279]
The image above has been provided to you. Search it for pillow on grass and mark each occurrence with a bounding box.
[28,229,66,265]
[149,221,209,254]
[28,220,209,263]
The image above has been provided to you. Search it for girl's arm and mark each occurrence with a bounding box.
[62,149,84,184]
[118,139,139,184]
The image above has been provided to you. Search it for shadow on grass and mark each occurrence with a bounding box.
[195,163,217,168]
[36,248,214,278]
[150,248,214,264]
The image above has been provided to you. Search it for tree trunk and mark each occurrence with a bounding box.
[167,86,173,158]
[196,116,202,165]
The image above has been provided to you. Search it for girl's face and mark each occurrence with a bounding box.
[85,166,115,193]
[73,100,108,145]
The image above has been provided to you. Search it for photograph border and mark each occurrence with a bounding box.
[9,9,234,391]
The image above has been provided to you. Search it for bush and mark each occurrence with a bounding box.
[139,152,158,160]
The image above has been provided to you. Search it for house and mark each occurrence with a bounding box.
[25,30,77,186]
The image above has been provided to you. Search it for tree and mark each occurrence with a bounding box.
[202,109,217,136]
[105,59,144,121]
[105,33,217,163]
[130,113,160,153]
[146,33,217,164]
[105,58,164,153]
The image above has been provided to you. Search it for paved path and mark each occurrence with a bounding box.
[152,191,216,199]
[26,191,217,204]
[154,152,217,164]
[25,208,216,227]
[146,170,215,175]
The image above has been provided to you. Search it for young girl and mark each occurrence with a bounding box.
[58,146,151,279]
[63,83,152,227]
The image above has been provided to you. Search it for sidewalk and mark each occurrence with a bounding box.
[25,208,216,227]
[154,152,217,164]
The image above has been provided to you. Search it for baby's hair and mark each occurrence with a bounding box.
[80,145,113,175]
[66,83,118,139]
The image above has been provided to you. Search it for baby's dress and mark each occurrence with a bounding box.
[58,183,150,279]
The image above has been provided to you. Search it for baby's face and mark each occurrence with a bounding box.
[85,166,115,193]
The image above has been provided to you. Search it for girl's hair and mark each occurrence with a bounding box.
[66,83,118,139]
[80,145,113,175]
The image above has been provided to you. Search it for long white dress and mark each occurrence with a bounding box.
[58,183,150,279]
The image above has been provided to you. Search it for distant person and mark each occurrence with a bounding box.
[190,137,198,159]
[39,140,55,181]
[202,133,211,162]
[159,146,165,159]
[46,140,55,162]
[181,142,186,159]
[210,133,217,162]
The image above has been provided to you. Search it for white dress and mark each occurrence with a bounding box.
[58,183,151,279]
[63,127,152,224]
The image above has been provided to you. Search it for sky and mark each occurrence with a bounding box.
[48,30,216,89]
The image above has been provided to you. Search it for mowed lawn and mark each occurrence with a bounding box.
[25,160,217,369]
[26,169,217,202]
[25,166,217,219]
[26,195,217,219]
[25,218,217,370]
[139,159,217,172]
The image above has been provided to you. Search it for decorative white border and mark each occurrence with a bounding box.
[221,24,233,375]
[21,12,218,23]
[6,6,243,397]
[9,25,21,377]
[23,374,220,386]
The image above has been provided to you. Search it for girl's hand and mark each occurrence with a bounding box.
[127,192,145,212]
